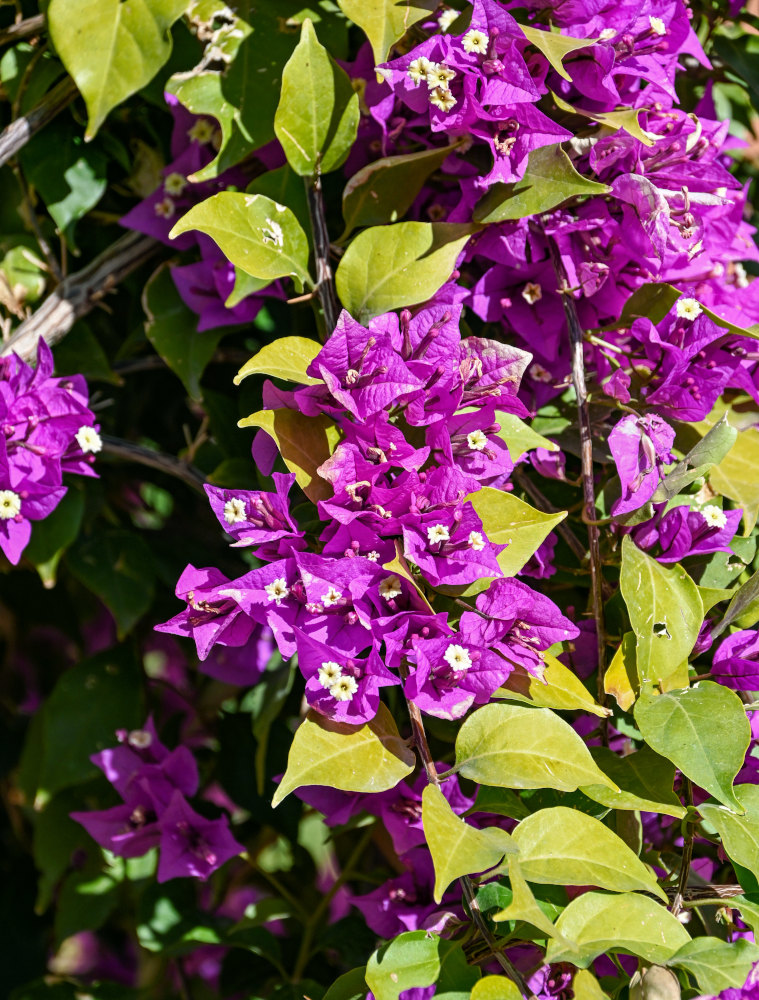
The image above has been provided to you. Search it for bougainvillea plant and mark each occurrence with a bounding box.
[7,0,759,998]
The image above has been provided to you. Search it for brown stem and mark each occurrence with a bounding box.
[100,436,206,494]
[0,13,46,47]
[0,76,78,169]
[545,233,608,729]
[305,172,339,333]
[2,231,159,362]
[671,780,694,918]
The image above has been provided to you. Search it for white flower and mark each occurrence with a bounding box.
[318,661,343,689]
[700,505,728,530]
[265,578,289,603]
[367,550,380,562]
[262,218,284,247]
[379,575,403,601]
[467,429,488,451]
[188,119,215,144]
[462,28,488,54]
[529,362,553,384]
[154,197,176,219]
[598,27,617,40]
[164,172,187,196]
[734,262,749,288]
[330,675,359,701]
[0,490,21,520]
[522,281,542,305]
[438,8,458,31]
[649,15,666,35]
[427,523,450,545]
[323,585,343,607]
[468,531,485,551]
[127,729,152,749]
[444,643,472,672]
[407,56,432,85]
[75,425,102,454]
[224,498,247,524]
[429,87,457,112]
[426,63,456,90]
[676,297,702,320]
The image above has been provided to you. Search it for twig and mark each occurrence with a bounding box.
[0,76,78,168]
[13,164,62,283]
[100,436,206,493]
[305,172,339,333]
[545,232,608,728]
[0,13,46,47]
[664,884,743,904]
[513,468,588,566]
[671,779,694,918]
[2,231,159,361]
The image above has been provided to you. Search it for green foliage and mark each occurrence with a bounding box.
[667,938,759,995]
[234,336,322,387]
[337,0,436,64]
[496,651,609,717]
[365,931,479,1000]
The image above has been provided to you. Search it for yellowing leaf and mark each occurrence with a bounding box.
[234,337,323,387]
[272,703,414,807]
[338,0,436,64]
[604,632,638,712]
[471,977,523,1000]
[492,860,566,942]
[519,25,597,80]
[552,92,656,146]
[496,652,609,718]
[422,785,517,902]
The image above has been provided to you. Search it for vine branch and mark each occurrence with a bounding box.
[100,436,206,494]
[305,170,339,334]
[0,13,46,47]
[0,76,78,169]
[671,779,695,917]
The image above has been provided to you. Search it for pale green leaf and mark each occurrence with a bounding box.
[581,746,686,819]
[552,91,656,146]
[492,860,566,942]
[653,415,737,504]
[421,784,517,902]
[170,192,311,285]
[234,337,322,387]
[620,536,703,691]
[274,19,359,176]
[572,970,609,1000]
[699,586,736,615]
[454,703,618,793]
[474,145,609,224]
[546,892,690,968]
[512,807,666,899]
[714,569,759,636]
[238,407,340,502]
[603,632,638,712]
[520,26,597,81]
[338,0,436,64]
[272,703,415,807]
[634,683,750,812]
[667,938,759,995]
[471,977,522,1000]
[495,652,609,718]
[49,0,186,138]
[492,412,559,462]
[699,784,759,880]
[335,221,475,321]
[365,932,477,1000]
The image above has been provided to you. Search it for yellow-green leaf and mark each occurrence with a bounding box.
[495,652,609,718]
[234,337,323,387]
[471,976,523,1000]
[492,860,566,942]
[492,412,559,462]
[581,746,686,820]
[552,92,656,146]
[519,25,597,81]
[272,703,415,807]
[338,0,436,64]
[699,784,759,880]
[604,632,638,712]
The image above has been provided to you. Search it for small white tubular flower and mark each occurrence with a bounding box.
[379,575,403,601]
[429,87,457,112]
[330,675,359,701]
[444,643,472,672]
[323,585,343,607]
[427,523,450,545]
[164,172,188,196]
[127,729,152,749]
[367,550,381,562]
[462,28,488,54]
[522,281,543,304]
[426,63,456,90]
[529,362,553,383]
[700,505,728,530]
[0,490,21,520]
[223,498,247,524]
[407,56,432,85]
[649,15,666,35]
[467,429,488,451]
[75,425,102,454]
[188,119,215,144]
[265,578,289,603]
[438,8,458,31]
[154,197,176,219]
[676,297,702,320]
[318,661,343,689]
[468,531,485,551]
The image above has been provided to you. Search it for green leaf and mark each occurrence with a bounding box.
[572,970,609,1000]
[454,703,618,793]
[700,784,759,881]
[66,529,156,639]
[37,647,143,800]
[581,746,686,819]
[512,807,666,899]
[699,585,735,614]
[335,221,474,321]
[468,785,531,821]
[365,931,441,1000]
[667,938,759,995]
[546,892,690,968]
[519,26,597,81]
[492,412,559,462]
[473,145,609,224]
[551,91,656,146]
[603,632,638,712]
[323,967,368,1000]
[338,0,436,64]
[272,703,415,807]
[421,784,517,902]
[25,488,85,588]
[48,0,186,139]
[492,860,566,941]
[342,145,456,236]
[620,536,703,691]
[274,19,359,176]
[652,415,738,504]
[461,487,567,593]
[495,652,609,718]
[608,283,759,342]
[238,407,340,502]
[471,977,522,1000]
[143,264,225,401]
[634,683,750,812]
[706,426,759,534]
[234,336,322,387]
[713,569,759,637]
[170,192,312,286]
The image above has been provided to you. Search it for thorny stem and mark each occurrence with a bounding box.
[671,779,695,918]
[305,170,340,335]
[100,436,206,494]
[545,232,609,735]
[397,658,535,999]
